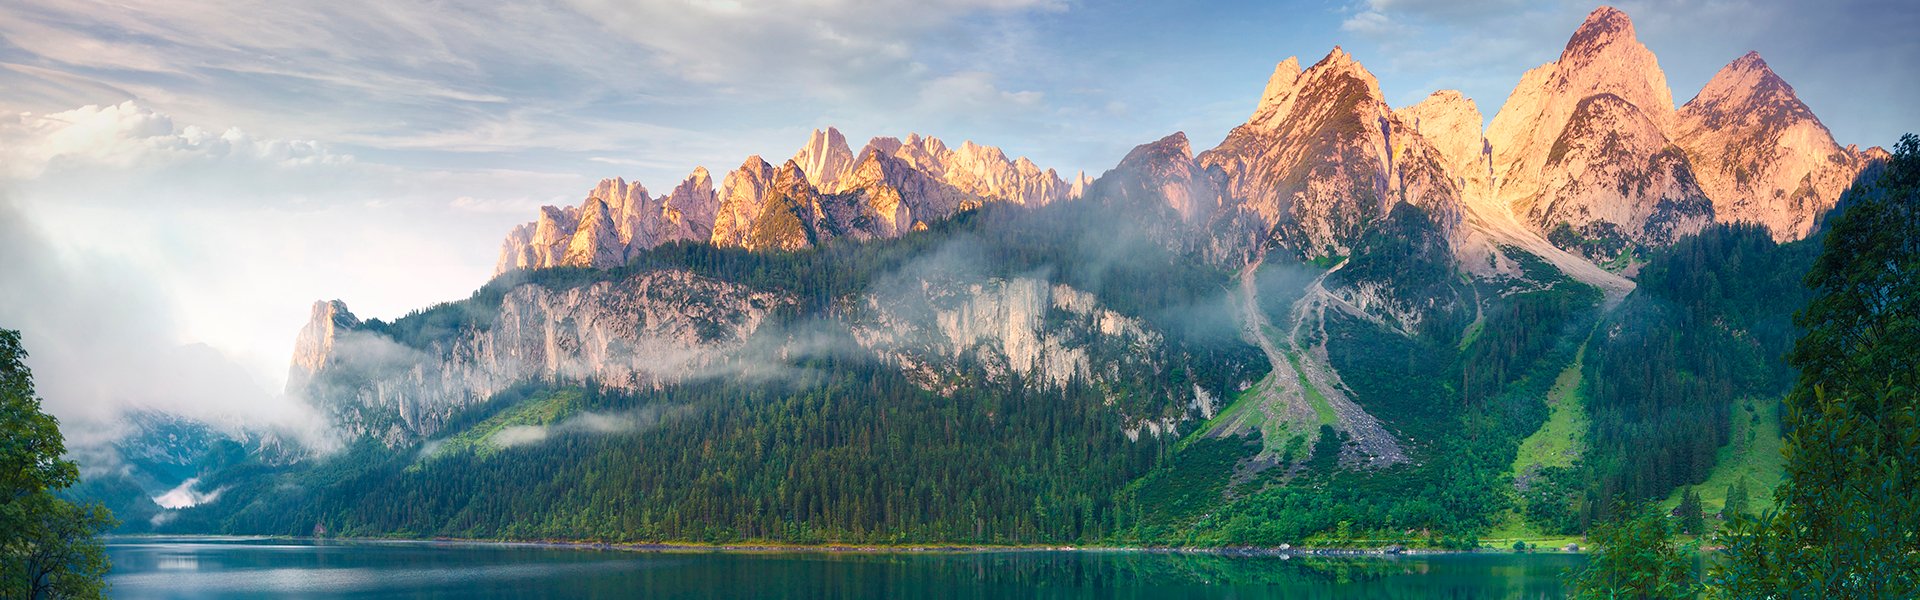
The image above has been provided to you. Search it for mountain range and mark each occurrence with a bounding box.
[80,6,1887,546]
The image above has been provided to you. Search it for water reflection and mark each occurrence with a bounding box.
[106,538,1581,599]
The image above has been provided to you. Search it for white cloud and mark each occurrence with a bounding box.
[0,102,598,441]
[918,71,1047,115]
[563,0,1065,92]
[0,101,351,181]
[1341,11,1406,36]
[152,477,223,509]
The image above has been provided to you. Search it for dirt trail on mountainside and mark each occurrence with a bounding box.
[1226,257,1408,468]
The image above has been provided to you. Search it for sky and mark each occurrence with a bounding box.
[0,0,1914,428]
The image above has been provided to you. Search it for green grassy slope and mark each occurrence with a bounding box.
[1661,397,1785,514]
[1512,347,1589,475]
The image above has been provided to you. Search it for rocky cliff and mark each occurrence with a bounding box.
[494,170,720,275]
[1197,47,1466,266]
[1483,6,1710,254]
[287,270,793,443]
[497,128,1073,274]
[1674,52,1880,240]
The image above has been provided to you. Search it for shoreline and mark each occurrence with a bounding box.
[104,534,1584,556]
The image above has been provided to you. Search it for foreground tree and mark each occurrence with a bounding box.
[1570,502,1697,600]
[1,328,115,599]
[1711,135,1920,598]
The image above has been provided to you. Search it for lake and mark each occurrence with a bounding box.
[105,537,1583,599]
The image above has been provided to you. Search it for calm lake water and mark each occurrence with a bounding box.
[106,537,1582,599]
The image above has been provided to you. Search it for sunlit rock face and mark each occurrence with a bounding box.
[494,128,1072,273]
[1674,52,1881,241]
[790,127,856,192]
[1524,92,1714,250]
[1483,6,1711,252]
[287,299,359,393]
[1396,90,1493,202]
[286,270,792,444]
[1197,47,1466,264]
[493,171,719,275]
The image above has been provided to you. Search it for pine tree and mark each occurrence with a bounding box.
[1678,488,1704,535]
[1722,480,1748,519]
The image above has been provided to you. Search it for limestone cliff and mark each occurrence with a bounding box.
[1484,6,1708,252]
[498,129,1073,272]
[1675,52,1881,240]
[1197,47,1466,265]
[287,270,793,443]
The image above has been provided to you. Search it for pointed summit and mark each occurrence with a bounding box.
[1257,57,1302,112]
[1486,5,1681,250]
[661,166,720,241]
[710,156,779,248]
[1201,43,1463,267]
[1685,50,1799,117]
[1247,47,1382,131]
[1674,49,1877,240]
[791,127,854,192]
[1560,6,1638,63]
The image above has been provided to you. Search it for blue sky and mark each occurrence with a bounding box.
[0,0,1913,426]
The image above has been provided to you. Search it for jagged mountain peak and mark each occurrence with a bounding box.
[1122,131,1193,164]
[1396,90,1490,194]
[1257,56,1303,112]
[1247,46,1383,131]
[792,127,854,192]
[1485,5,1683,254]
[1673,48,1875,240]
[775,158,808,183]
[1684,50,1803,120]
[1560,6,1638,63]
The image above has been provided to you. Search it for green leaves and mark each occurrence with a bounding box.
[1,328,115,598]
[1569,502,1698,600]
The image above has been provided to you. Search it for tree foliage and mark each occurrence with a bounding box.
[1711,134,1920,598]
[1,328,115,599]
[1722,481,1748,520]
[1581,222,1816,519]
[1677,488,1704,536]
[1570,502,1698,600]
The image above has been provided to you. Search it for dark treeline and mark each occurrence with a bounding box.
[174,359,1169,544]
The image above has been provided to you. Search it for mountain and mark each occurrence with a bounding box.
[287,271,790,443]
[494,171,719,275]
[119,5,1892,549]
[1674,51,1883,240]
[1484,6,1712,259]
[1198,48,1465,267]
[498,129,1073,273]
